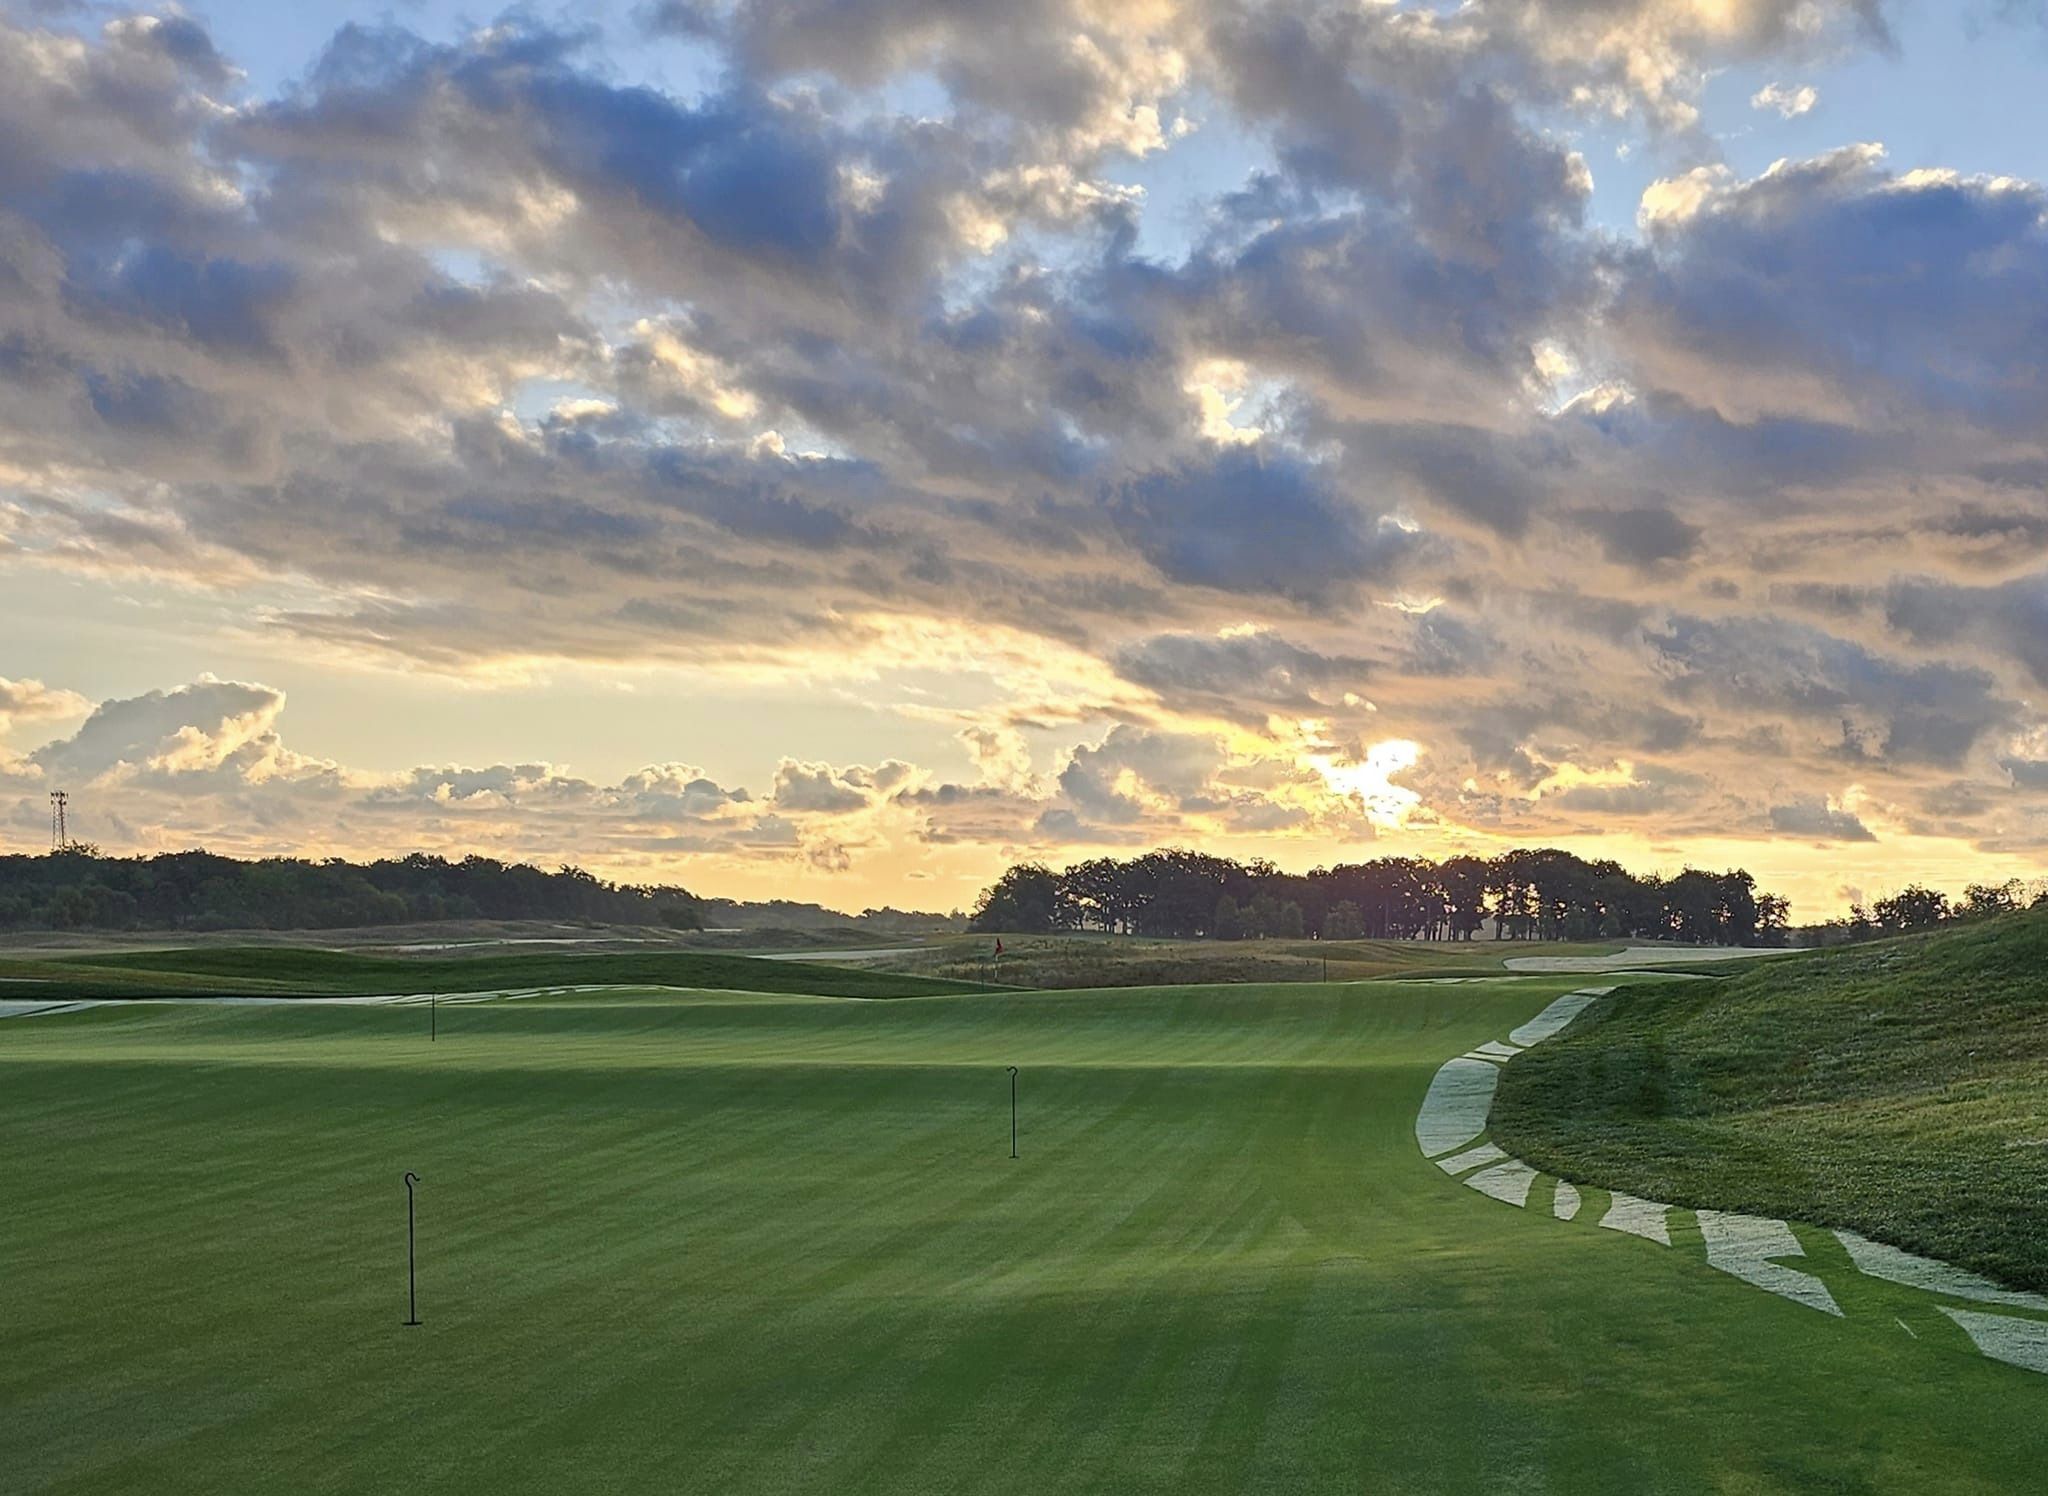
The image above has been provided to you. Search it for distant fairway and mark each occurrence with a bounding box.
[5,976,2046,1493]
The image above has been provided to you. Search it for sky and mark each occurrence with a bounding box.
[4,0,2048,919]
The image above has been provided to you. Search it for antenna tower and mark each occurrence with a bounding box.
[50,790,69,851]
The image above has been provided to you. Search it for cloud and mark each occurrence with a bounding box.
[771,759,894,814]
[1649,613,2016,768]
[29,677,296,784]
[1882,574,2048,690]
[1106,449,1427,604]
[6,6,2048,899]
[1569,505,1703,568]
[1769,796,1877,841]
[0,677,92,738]
[1113,628,1372,713]
[1751,82,1818,117]
[1617,145,2048,433]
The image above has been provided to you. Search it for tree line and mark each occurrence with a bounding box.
[1802,879,2048,946]
[0,849,703,933]
[970,847,1791,946]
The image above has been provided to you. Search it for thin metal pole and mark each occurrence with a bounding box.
[1007,1066,1018,1159]
[404,1171,421,1326]
[431,992,436,1042]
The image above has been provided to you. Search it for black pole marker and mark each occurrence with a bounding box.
[1007,1066,1019,1159]
[430,991,437,1043]
[403,1171,422,1326]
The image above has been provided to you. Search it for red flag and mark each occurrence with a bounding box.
[994,939,1005,956]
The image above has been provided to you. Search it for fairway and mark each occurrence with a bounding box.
[5,979,2046,1493]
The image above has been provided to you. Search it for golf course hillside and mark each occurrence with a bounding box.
[0,945,982,1002]
[1493,906,2048,1293]
[7,971,2048,1492]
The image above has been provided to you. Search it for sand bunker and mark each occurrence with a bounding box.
[1553,1181,1582,1221]
[1835,1231,2048,1312]
[1599,1193,1673,1245]
[1414,1058,1502,1158]
[1465,1160,1539,1208]
[1697,1211,1841,1316]
[1938,1308,2048,1375]
[1507,988,1611,1048]
[1502,947,1787,973]
[1437,1143,1509,1176]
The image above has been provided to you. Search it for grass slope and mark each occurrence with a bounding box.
[5,979,2046,1492]
[0,946,981,1000]
[1494,908,2048,1292]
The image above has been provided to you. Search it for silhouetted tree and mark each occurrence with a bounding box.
[969,862,1066,933]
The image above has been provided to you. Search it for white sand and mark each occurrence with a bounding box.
[1697,1211,1842,1316]
[1503,948,1789,973]
[1414,1057,1502,1157]
[1465,1160,1539,1208]
[1553,1181,1582,1221]
[1506,987,1610,1048]
[1470,1040,1521,1060]
[0,1000,106,1019]
[1938,1308,2048,1375]
[1834,1230,2048,1311]
[1600,1193,1673,1245]
[1436,1143,1509,1175]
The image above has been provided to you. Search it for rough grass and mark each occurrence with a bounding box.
[870,934,1624,989]
[0,947,981,1000]
[1492,907,2048,1292]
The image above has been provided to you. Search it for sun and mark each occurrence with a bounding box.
[1313,738,1424,828]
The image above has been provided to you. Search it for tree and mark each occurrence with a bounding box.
[1962,881,2024,920]
[1873,885,1950,932]
[1213,895,1243,941]
[969,863,1064,933]
[1437,856,1490,940]
[1274,900,1305,939]
[1322,901,1364,941]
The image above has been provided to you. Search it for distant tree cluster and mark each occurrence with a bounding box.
[1801,879,2048,946]
[969,848,1791,946]
[693,897,965,937]
[0,850,703,933]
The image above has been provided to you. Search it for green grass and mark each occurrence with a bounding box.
[0,946,981,1001]
[1493,907,2048,1292]
[6,975,2047,1492]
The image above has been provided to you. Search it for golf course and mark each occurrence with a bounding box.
[4,934,2046,1494]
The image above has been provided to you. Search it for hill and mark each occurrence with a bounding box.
[1491,906,2048,1292]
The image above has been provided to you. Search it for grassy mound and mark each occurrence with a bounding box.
[0,946,983,1000]
[1492,907,2048,1291]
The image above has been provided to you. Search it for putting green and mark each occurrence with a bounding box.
[3,979,2043,1493]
